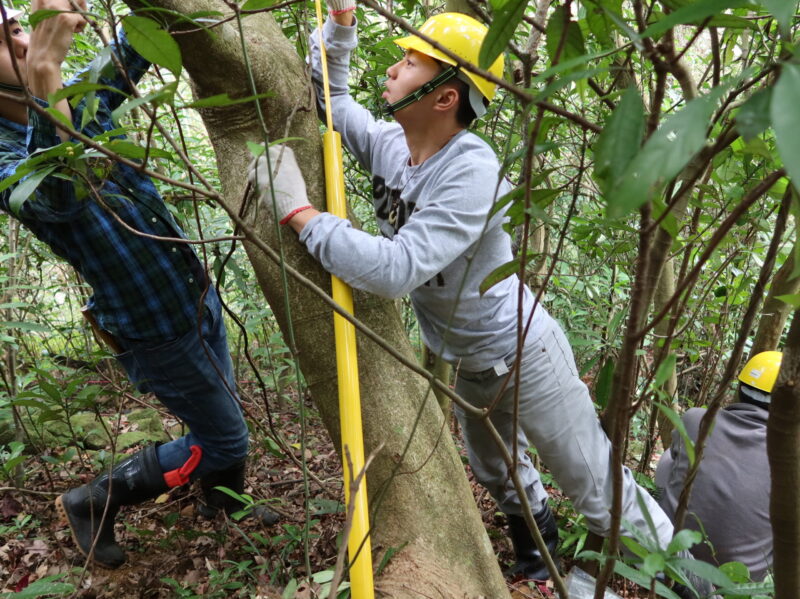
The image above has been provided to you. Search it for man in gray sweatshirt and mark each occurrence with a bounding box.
[249,3,682,586]
[656,351,778,581]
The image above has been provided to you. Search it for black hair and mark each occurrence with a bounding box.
[433,60,486,128]
[450,77,477,128]
[738,383,770,409]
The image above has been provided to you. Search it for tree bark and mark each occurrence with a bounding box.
[768,308,800,598]
[444,0,478,17]
[753,250,800,354]
[653,258,677,450]
[124,3,509,597]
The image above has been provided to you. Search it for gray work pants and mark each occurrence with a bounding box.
[454,310,673,546]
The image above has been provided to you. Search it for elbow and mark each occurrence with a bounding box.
[369,277,418,299]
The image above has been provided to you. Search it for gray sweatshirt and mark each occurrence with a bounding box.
[655,403,772,580]
[303,18,545,371]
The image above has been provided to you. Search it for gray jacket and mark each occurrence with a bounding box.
[655,402,771,580]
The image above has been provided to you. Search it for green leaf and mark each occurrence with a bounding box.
[111,82,178,124]
[282,579,299,599]
[1,575,75,598]
[593,358,614,409]
[28,9,62,29]
[479,0,528,69]
[242,0,276,9]
[613,560,682,599]
[545,6,587,68]
[719,560,751,584]
[8,166,58,215]
[716,580,775,596]
[246,141,266,160]
[584,0,622,47]
[309,497,344,515]
[654,354,677,388]
[763,0,798,33]
[620,535,649,558]
[122,15,182,78]
[634,489,660,547]
[490,185,523,217]
[640,0,754,39]
[775,293,800,308]
[736,88,771,141]
[182,91,275,109]
[773,63,800,194]
[103,140,168,162]
[587,0,642,48]
[479,253,536,294]
[666,529,702,555]
[643,553,666,577]
[0,320,51,332]
[656,402,695,466]
[606,87,724,218]
[652,196,679,238]
[672,556,734,588]
[707,13,758,30]
[594,87,644,194]
[49,82,122,106]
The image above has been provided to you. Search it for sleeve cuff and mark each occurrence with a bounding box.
[324,15,358,44]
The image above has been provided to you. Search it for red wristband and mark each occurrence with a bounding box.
[280,205,313,225]
[330,6,356,15]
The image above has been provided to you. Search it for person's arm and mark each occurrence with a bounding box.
[308,11,392,172]
[0,0,87,221]
[250,143,502,298]
[26,0,87,141]
[301,176,492,298]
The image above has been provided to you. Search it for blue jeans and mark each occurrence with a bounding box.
[114,287,249,480]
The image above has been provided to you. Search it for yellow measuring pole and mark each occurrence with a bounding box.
[314,2,375,598]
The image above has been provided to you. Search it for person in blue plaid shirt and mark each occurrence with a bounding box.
[0,0,277,568]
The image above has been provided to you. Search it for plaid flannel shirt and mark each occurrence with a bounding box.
[0,32,207,340]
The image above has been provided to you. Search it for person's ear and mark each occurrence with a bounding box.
[434,86,459,113]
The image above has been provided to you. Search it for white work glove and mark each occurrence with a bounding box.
[327,0,356,15]
[248,145,312,226]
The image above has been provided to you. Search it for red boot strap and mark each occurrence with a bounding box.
[163,445,203,487]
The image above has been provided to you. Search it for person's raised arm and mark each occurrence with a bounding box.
[26,0,86,141]
[309,1,392,172]
[328,0,355,26]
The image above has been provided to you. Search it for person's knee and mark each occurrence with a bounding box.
[200,430,250,473]
[221,431,250,465]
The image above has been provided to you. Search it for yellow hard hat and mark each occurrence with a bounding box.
[738,351,782,393]
[393,12,504,102]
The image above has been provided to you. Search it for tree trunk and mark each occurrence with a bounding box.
[768,308,800,598]
[444,0,478,17]
[125,3,509,597]
[654,258,677,450]
[753,250,800,354]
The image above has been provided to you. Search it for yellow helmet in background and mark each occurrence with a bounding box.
[393,12,504,102]
[738,351,783,393]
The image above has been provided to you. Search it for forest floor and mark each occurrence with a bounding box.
[0,371,656,599]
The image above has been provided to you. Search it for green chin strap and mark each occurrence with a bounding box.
[382,65,459,116]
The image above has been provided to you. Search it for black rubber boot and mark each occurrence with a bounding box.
[54,445,167,569]
[197,460,279,526]
[506,503,560,581]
